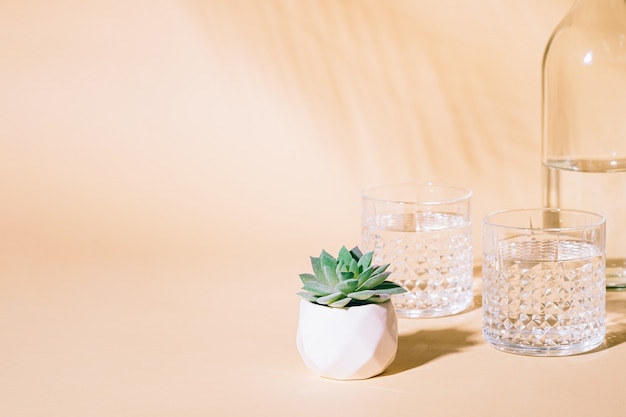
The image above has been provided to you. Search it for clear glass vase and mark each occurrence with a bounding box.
[542,0,626,289]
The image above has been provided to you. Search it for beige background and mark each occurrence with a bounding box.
[0,0,569,263]
[4,1,626,416]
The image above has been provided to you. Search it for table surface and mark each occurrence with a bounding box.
[3,256,626,417]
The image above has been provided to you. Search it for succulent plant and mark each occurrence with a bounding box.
[297,246,406,308]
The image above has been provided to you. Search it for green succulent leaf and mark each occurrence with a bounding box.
[357,251,373,269]
[322,264,339,286]
[320,252,339,284]
[317,292,346,306]
[372,263,390,275]
[296,292,319,302]
[329,298,351,308]
[356,266,374,287]
[358,271,392,290]
[298,273,317,284]
[347,290,376,300]
[339,271,354,281]
[310,256,327,285]
[367,295,391,303]
[349,259,359,275]
[350,246,363,260]
[372,281,407,294]
[335,278,359,294]
[320,249,336,263]
[337,246,353,266]
[302,281,334,296]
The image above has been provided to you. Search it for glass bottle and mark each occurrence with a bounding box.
[542,0,626,289]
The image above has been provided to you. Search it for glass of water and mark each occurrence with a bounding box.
[361,182,473,318]
[482,208,606,356]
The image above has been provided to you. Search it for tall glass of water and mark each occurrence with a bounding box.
[361,182,473,318]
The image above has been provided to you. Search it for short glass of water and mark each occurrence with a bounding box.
[361,182,473,318]
[482,208,606,356]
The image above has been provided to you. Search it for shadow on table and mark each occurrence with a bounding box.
[383,328,478,375]
[603,294,626,349]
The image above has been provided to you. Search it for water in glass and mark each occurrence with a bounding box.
[362,211,473,318]
[544,158,626,288]
[482,238,605,356]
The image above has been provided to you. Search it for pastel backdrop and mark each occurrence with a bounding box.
[0,1,577,415]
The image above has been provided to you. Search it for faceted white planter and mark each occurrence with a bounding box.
[296,299,399,380]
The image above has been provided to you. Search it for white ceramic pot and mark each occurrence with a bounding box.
[296,299,399,380]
